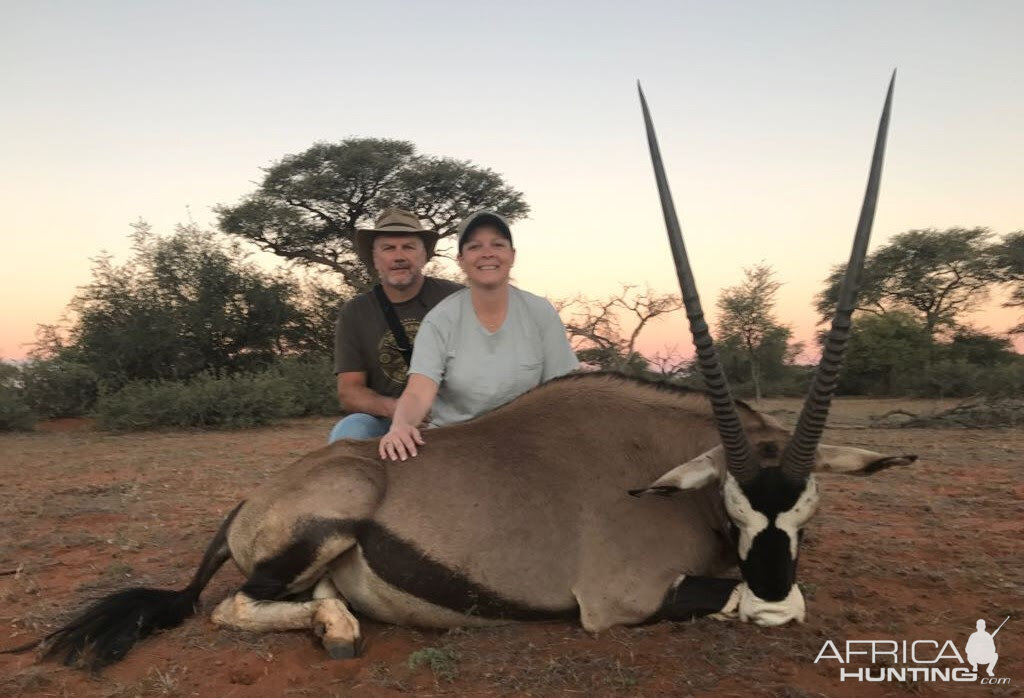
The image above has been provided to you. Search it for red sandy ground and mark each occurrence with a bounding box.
[1,398,1021,697]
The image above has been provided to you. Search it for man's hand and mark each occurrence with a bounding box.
[379,423,425,461]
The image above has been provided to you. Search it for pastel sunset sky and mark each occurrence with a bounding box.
[3,1,1022,361]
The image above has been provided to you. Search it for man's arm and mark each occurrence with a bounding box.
[337,372,397,418]
[334,298,397,417]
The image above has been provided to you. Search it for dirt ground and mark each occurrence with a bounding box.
[1,398,1021,697]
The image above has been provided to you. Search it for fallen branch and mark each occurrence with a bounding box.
[877,408,918,419]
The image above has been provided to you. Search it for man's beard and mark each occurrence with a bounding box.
[382,267,420,289]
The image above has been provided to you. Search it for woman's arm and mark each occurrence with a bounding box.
[379,373,439,461]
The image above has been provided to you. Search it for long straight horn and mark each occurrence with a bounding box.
[782,72,896,481]
[638,83,757,484]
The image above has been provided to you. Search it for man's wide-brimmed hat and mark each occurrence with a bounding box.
[354,208,439,268]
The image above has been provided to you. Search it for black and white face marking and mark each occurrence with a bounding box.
[722,466,819,625]
[636,441,914,625]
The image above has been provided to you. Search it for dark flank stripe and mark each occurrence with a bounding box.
[360,522,578,621]
[241,517,578,621]
[241,517,360,600]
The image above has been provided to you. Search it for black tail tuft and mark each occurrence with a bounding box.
[30,501,243,671]
[42,586,199,671]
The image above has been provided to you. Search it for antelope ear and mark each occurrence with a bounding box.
[629,446,724,497]
[815,444,918,475]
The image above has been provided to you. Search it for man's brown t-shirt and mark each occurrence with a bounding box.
[333,277,463,398]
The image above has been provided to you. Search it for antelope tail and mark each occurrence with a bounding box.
[2,502,243,671]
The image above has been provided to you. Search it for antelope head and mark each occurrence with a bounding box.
[632,74,916,625]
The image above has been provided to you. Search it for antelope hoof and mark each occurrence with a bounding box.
[324,639,358,660]
[313,600,361,660]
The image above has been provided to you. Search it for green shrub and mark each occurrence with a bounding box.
[978,361,1024,398]
[0,386,36,431]
[838,313,933,395]
[408,646,459,682]
[889,357,1024,399]
[724,365,814,399]
[270,356,338,417]
[0,361,21,388]
[95,371,302,431]
[906,360,981,398]
[20,359,99,418]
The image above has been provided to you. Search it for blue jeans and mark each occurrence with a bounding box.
[328,413,391,444]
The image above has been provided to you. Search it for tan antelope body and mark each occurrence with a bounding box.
[226,375,762,633]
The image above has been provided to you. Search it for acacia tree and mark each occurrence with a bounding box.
[992,230,1024,333]
[217,138,529,291]
[557,284,683,373]
[814,227,1000,336]
[648,345,691,379]
[716,264,793,402]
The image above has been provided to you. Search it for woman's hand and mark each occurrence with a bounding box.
[379,423,425,461]
[381,374,437,461]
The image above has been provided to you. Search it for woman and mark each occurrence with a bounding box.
[379,211,578,461]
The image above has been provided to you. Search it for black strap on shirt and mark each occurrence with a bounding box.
[373,284,413,367]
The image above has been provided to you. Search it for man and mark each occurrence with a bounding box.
[329,208,462,442]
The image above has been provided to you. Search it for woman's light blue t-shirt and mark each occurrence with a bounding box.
[409,286,579,426]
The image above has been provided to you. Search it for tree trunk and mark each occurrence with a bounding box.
[752,358,762,405]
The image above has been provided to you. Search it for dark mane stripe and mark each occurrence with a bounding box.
[483,370,760,419]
